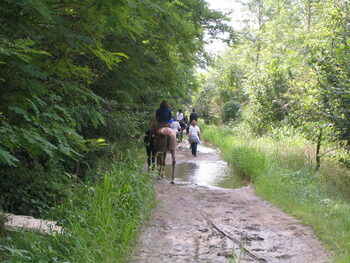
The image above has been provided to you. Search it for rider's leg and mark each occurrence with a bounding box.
[191,142,197,156]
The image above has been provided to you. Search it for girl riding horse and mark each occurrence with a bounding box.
[153,100,177,183]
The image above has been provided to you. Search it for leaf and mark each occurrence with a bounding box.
[0,147,19,166]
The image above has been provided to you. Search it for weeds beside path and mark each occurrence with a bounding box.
[0,152,154,263]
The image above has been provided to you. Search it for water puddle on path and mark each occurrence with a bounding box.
[165,143,249,189]
[195,144,218,154]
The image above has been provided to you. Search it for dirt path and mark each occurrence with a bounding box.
[133,143,329,263]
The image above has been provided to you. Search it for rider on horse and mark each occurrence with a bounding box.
[153,100,177,183]
[176,109,187,130]
[155,101,177,150]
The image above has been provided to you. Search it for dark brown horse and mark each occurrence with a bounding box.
[153,133,176,184]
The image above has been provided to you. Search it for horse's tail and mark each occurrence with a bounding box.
[154,134,167,152]
[167,135,171,149]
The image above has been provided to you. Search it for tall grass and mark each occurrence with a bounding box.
[203,124,350,263]
[0,151,154,263]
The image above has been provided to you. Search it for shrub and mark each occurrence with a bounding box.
[222,100,241,123]
[0,162,71,217]
[0,151,154,263]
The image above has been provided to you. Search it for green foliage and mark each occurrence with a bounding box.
[0,151,154,263]
[0,162,72,217]
[193,52,246,124]
[222,100,241,123]
[193,0,350,158]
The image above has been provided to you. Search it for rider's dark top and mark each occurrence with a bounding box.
[189,112,198,123]
[156,107,172,124]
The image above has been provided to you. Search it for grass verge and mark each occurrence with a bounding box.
[0,150,154,263]
[203,124,350,263]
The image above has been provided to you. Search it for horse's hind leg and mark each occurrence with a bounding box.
[170,149,176,184]
[161,152,166,178]
[156,153,163,179]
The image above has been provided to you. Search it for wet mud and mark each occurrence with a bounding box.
[134,142,329,262]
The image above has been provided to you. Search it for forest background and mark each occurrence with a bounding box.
[0,0,349,262]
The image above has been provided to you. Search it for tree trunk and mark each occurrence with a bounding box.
[315,127,323,172]
[256,0,263,67]
[307,0,312,31]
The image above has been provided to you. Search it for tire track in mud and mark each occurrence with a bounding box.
[133,143,329,263]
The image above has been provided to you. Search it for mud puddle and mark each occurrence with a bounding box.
[165,142,248,189]
[134,142,329,262]
[165,161,247,189]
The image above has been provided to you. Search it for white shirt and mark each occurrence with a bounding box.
[176,112,183,121]
[171,121,181,133]
[189,125,200,137]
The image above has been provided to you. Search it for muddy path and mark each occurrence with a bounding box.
[133,142,329,263]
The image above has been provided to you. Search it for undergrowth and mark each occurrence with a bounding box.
[202,124,350,263]
[0,150,154,263]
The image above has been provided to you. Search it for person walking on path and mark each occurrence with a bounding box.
[187,108,198,134]
[170,116,181,142]
[188,120,201,157]
[189,108,198,123]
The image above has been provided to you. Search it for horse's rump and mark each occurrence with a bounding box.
[154,133,176,152]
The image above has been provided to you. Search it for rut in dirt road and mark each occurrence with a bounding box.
[133,142,329,263]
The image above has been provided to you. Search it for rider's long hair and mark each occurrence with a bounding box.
[159,100,170,109]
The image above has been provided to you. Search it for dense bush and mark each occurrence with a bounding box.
[222,100,241,123]
[0,163,71,217]
[0,151,154,263]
